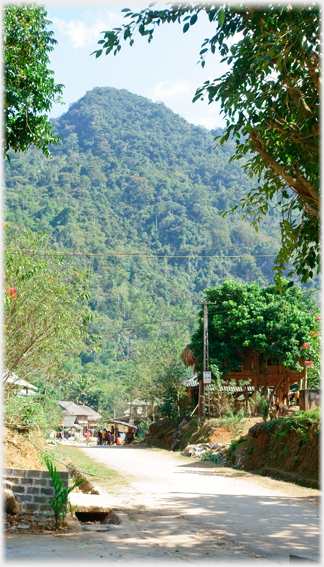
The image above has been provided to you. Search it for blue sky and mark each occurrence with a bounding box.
[38,0,228,129]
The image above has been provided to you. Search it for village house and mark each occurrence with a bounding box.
[181,347,307,414]
[5,374,38,398]
[58,401,101,437]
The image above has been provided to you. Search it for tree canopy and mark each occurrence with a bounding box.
[188,280,320,383]
[3,228,94,388]
[3,4,64,160]
[93,3,320,283]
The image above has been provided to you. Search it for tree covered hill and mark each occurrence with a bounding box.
[5,86,283,413]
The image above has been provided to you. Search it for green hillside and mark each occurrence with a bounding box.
[5,86,285,414]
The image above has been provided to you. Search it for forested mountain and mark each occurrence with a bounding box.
[4,86,290,414]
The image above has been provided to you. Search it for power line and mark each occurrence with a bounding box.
[10,242,278,258]
[11,249,277,259]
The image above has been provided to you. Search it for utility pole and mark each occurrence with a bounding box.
[196,301,216,419]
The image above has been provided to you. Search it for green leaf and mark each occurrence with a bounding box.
[190,14,198,26]
[183,23,190,33]
[218,8,225,27]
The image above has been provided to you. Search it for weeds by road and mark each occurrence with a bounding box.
[40,443,127,494]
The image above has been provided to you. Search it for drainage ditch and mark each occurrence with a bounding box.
[75,509,121,532]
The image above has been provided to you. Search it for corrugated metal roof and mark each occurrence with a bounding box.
[181,375,199,388]
[181,376,254,393]
[221,386,254,393]
[104,419,137,430]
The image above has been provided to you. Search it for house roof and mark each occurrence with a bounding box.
[6,374,38,390]
[58,401,91,416]
[181,375,199,388]
[181,375,254,392]
[104,419,137,430]
[58,401,101,419]
[78,405,101,420]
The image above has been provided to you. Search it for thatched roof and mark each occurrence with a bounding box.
[181,346,198,367]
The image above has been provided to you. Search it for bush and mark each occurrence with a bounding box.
[201,451,223,464]
[4,394,62,436]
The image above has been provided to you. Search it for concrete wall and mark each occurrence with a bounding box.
[3,468,69,515]
[299,389,321,412]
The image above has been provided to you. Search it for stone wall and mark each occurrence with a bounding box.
[3,468,69,515]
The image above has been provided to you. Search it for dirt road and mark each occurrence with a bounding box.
[79,445,320,562]
[5,445,320,564]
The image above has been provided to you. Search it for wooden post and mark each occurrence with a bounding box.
[245,386,251,416]
[198,379,203,418]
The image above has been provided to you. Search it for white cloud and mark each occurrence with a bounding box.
[148,81,192,102]
[51,11,122,49]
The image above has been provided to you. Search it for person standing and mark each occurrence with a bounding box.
[98,428,102,445]
[85,431,90,445]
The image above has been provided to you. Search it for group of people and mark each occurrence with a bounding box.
[97,426,123,446]
[273,390,299,415]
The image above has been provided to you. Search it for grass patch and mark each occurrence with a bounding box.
[41,444,126,494]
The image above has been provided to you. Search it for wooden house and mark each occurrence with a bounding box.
[181,347,307,411]
[58,401,101,436]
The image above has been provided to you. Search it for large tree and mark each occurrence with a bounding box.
[3,229,94,389]
[188,280,320,382]
[3,4,64,160]
[93,2,320,283]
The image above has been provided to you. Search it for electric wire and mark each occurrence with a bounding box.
[29,439,117,480]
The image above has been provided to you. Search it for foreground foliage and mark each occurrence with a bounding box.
[3,228,94,388]
[94,3,320,283]
[3,4,64,159]
[43,456,83,530]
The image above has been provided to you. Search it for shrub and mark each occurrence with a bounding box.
[43,456,83,530]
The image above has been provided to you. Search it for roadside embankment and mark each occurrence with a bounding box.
[142,415,263,452]
[3,427,46,470]
[225,408,320,488]
[142,408,320,489]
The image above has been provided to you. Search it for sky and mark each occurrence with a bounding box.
[23,0,230,130]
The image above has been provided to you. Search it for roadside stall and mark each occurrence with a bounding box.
[104,419,137,444]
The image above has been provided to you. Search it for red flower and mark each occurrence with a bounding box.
[10,294,17,299]
[309,331,314,335]
[315,333,319,337]
[305,361,314,365]
[301,343,310,348]
[317,317,322,321]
